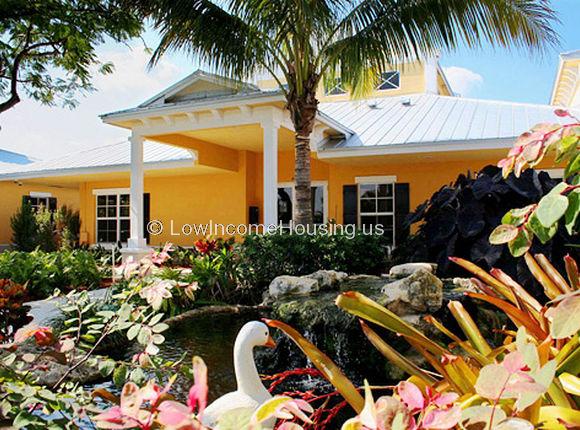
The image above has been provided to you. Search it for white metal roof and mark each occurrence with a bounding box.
[0,140,195,180]
[318,94,580,152]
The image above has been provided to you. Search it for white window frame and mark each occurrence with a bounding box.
[377,71,401,91]
[277,181,328,224]
[356,177,396,246]
[93,188,131,246]
[27,192,54,212]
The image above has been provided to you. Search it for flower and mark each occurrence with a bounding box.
[139,280,174,310]
[13,323,54,346]
[194,238,217,255]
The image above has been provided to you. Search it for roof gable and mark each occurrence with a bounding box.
[140,70,261,107]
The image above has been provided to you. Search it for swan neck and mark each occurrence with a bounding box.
[234,338,266,395]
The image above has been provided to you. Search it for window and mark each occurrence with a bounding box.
[23,194,56,212]
[377,71,400,90]
[96,193,130,244]
[277,183,327,225]
[324,78,347,96]
[358,183,395,245]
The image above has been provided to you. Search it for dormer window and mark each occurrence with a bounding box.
[377,71,400,90]
[325,78,347,96]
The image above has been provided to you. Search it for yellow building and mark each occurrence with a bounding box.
[0,57,574,254]
[551,50,580,108]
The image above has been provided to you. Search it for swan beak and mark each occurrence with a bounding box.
[264,335,277,349]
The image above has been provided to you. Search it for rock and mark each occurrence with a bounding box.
[268,275,320,299]
[304,270,348,290]
[451,277,478,290]
[340,274,385,291]
[380,269,443,315]
[388,263,437,278]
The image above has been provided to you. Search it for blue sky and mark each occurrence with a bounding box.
[0,1,579,159]
[441,0,580,103]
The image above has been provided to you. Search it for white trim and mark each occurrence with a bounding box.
[355,175,397,184]
[93,188,130,196]
[357,182,396,246]
[0,159,195,181]
[541,168,564,179]
[29,191,52,198]
[277,181,329,224]
[318,137,514,158]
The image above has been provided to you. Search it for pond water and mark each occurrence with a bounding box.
[90,313,263,402]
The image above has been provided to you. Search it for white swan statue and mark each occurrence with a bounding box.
[201,321,276,429]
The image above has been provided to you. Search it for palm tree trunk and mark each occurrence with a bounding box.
[287,68,319,226]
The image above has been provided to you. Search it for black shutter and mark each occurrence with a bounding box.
[143,193,151,243]
[48,197,57,211]
[343,185,358,225]
[394,183,410,246]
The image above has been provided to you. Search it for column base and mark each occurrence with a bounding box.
[120,245,151,263]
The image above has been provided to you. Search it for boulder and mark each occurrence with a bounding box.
[388,263,437,278]
[268,275,320,299]
[380,269,443,315]
[304,270,348,290]
[340,274,385,291]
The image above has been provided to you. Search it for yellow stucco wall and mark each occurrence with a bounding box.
[0,182,80,246]
[0,148,561,247]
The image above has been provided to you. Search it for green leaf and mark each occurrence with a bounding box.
[536,183,569,228]
[13,411,38,429]
[152,323,169,333]
[98,359,116,377]
[127,324,141,341]
[545,294,580,339]
[501,205,535,226]
[508,227,532,257]
[565,152,580,178]
[527,213,557,244]
[565,190,580,235]
[490,224,519,244]
[113,364,127,387]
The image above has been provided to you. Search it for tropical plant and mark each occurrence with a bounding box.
[0,279,31,343]
[0,0,144,114]
[54,205,81,249]
[394,165,569,283]
[265,252,580,429]
[141,0,556,224]
[0,249,102,299]
[9,201,37,251]
[34,206,57,252]
[490,109,579,256]
[92,355,313,430]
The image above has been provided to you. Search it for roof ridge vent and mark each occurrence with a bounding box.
[367,99,379,109]
[401,97,412,107]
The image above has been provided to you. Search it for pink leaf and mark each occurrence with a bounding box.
[157,401,192,427]
[397,381,425,412]
[554,109,570,118]
[421,406,462,430]
[502,352,527,374]
[188,357,208,417]
[431,393,459,408]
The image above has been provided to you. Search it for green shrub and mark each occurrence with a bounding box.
[10,202,37,252]
[0,250,102,299]
[238,231,390,290]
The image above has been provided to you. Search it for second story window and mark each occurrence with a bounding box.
[377,71,400,90]
[324,78,347,96]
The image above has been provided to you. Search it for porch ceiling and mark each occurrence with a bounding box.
[173,124,296,152]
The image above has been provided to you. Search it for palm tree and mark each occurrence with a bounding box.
[142,0,556,225]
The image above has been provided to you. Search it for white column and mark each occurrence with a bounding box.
[262,120,279,227]
[124,133,148,258]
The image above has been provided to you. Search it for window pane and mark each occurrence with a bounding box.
[277,187,293,224]
[312,186,324,224]
[359,184,376,198]
[107,195,117,205]
[360,199,377,213]
[97,220,108,230]
[378,215,394,229]
[120,220,130,242]
[120,207,129,217]
[97,207,106,218]
[120,194,130,205]
[97,195,106,206]
[377,184,393,197]
[360,215,377,227]
[107,207,117,217]
[377,198,393,213]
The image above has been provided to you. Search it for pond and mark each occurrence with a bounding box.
[90,312,265,402]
